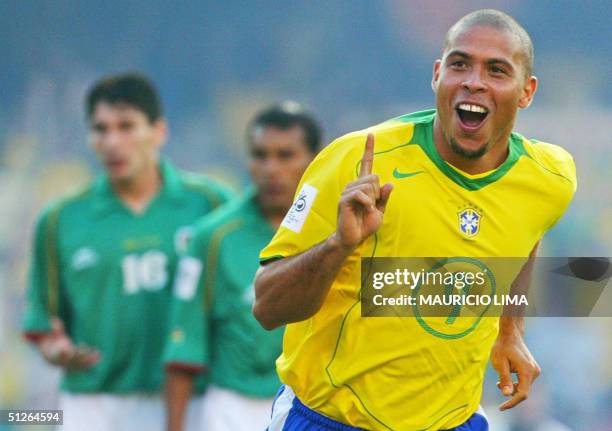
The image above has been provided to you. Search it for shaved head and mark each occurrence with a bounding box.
[443,9,534,79]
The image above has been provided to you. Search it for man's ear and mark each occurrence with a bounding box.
[518,75,538,109]
[431,60,442,92]
[153,118,168,148]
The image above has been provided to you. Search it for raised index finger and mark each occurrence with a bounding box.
[359,133,375,177]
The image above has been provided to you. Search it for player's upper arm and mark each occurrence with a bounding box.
[23,204,62,340]
[164,228,212,372]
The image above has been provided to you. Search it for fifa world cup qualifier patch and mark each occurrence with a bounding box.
[281,183,318,233]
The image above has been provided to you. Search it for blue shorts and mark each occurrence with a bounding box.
[268,385,489,431]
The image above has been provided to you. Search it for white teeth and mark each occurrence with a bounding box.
[458,103,488,114]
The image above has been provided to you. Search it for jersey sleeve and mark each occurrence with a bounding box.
[22,204,63,341]
[163,229,212,373]
[259,132,365,263]
[547,166,577,230]
[531,141,578,231]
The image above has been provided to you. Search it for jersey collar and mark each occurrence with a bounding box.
[416,112,527,191]
[92,159,184,216]
[158,159,185,202]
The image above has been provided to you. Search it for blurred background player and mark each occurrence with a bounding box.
[163,102,321,431]
[22,73,234,431]
[254,10,576,431]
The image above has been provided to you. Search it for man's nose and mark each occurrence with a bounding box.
[262,157,282,175]
[100,131,122,149]
[462,68,487,93]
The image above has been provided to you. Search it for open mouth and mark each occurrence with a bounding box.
[456,103,489,129]
[105,159,127,171]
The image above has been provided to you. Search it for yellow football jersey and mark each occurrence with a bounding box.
[260,110,576,430]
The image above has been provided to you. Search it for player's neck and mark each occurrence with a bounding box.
[111,163,162,214]
[256,196,288,229]
[266,213,285,229]
[433,119,510,175]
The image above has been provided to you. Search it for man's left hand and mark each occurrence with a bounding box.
[490,330,541,411]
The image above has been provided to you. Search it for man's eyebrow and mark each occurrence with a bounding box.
[446,50,515,70]
[445,50,471,60]
[486,58,514,70]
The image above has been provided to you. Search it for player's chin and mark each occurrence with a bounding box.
[108,168,134,183]
[450,137,489,159]
[260,191,291,211]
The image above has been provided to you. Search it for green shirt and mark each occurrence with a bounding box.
[23,160,234,393]
[164,187,283,398]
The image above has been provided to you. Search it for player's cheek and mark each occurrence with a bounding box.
[290,160,308,184]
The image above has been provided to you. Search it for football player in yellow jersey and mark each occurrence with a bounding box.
[254,9,576,431]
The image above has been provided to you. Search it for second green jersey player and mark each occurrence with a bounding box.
[164,103,322,431]
[166,188,282,391]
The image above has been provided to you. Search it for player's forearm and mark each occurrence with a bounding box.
[165,370,194,431]
[502,242,538,319]
[254,232,353,330]
[498,315,525,338]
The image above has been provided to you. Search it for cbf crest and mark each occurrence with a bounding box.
[458,207,482,237]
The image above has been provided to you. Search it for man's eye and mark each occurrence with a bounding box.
[251,150,266,159]
[278,151,295,160]
[491,66,507,75]
[92,124,106,133]
[118,122,134,131]
[450,61,466,68]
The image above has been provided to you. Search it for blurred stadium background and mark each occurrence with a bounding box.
[1,1,610,430]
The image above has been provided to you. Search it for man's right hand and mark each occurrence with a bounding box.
[254,134,394,329]
[38,318,100,369]
[335,133,393,250]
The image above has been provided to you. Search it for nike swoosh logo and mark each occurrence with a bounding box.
[392,168,425,179]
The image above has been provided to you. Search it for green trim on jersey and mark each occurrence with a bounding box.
[203,219,244,312]
[44,203,62,316]
[393,109,528,191]
[259,255,285,264]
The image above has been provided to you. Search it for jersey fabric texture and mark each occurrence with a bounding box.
[259,110,576,430]
[23,160,234,393]
[164,187,283,397]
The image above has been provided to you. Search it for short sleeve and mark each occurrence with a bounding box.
[22,205,63,341]
[260,132,366,262]
[540,143,578,231]
[163,232,211,373]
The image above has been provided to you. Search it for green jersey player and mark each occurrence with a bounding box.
[22,73,233,431]
[164,103,321,431]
